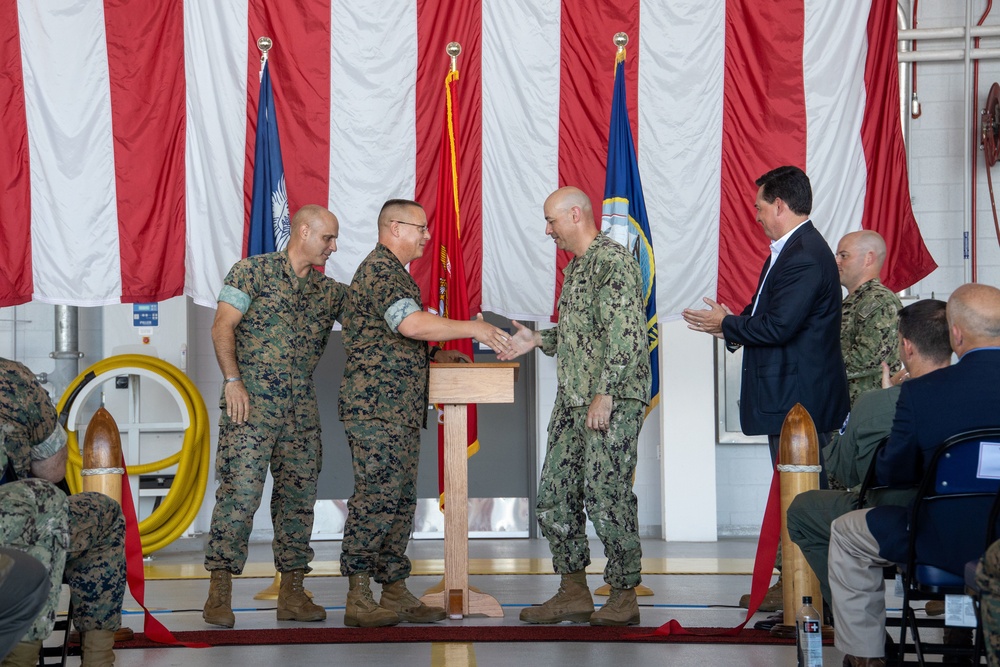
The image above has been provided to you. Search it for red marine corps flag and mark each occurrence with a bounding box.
[424,44,479,510]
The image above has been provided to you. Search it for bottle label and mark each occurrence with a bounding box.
[799,620,822,666]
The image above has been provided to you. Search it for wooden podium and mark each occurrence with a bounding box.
[419,362,518,618]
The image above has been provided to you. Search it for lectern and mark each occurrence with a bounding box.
[419,362,518,618]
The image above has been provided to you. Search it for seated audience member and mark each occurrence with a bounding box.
[0,358,126,667]
[977,539,1000,666]
[0,548,49,661]
[787,299,950,608]
[827,283,1000,667]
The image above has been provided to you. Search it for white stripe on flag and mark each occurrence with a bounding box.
[480,0,561,321]
[328,0,417,284]
[183,0,249,308]
[20,0,120,305]
[640,0,726,316]
[803,0,871,250]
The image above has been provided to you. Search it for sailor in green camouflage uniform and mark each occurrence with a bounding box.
[203,205,346,628]
[835,231,902,406]
[0,357,125,667]
[500,187,650,627]
[338,199,510,628]
[978,539,1000,666]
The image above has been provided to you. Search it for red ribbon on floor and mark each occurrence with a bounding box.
[119,462,210,648]
[647,467,781,637]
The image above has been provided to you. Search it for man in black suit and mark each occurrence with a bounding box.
[829,283,1000,667]
[683,165,850,609]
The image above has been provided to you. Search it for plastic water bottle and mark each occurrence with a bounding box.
[796,595,823,666]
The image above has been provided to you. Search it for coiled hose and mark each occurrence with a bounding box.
[58,354,210,554]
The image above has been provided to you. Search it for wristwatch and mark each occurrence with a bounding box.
[428,346,442,361]
[224,376,242,384]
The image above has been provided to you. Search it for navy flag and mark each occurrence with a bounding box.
[248,60,290,256]
[601,49,659,414]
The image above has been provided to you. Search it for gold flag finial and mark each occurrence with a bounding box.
[613,32,628,65]
[257,36,272,65]
[447,42,462,73]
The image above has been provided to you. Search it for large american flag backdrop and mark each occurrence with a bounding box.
[0,0,935,317]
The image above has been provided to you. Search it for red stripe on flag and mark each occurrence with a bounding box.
[861,0,937,291]
[554,0,640,317]
[245,0,331,256]
[413,0,483,315]
[103,0,186,303]
[717,0,808,311]
[0,0,32,307]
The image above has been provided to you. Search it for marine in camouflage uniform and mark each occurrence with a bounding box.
[536,231,650,590]
[204,249,347,574]
[0,358,125,645]
[338,242,429,582]
[337,200,507,628]
[841,277,901,405]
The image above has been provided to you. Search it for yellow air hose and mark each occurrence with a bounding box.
[59,354,210,555]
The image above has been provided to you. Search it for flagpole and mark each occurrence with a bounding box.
[447,41,461,73]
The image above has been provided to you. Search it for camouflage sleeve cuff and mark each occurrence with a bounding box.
[385,298,422,333]
[218,285,251,314]
[31,423,67,461]
[539,328,557,356]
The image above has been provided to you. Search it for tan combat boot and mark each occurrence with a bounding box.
[344,573,399,628]
[519,570,594,624]
[0,640,42,667]
[277,569,327,621]
[379,579,446,623]
[80,629,115,667]
[739,572,783,611]
[203,569,236,628]
[590,586,640,626]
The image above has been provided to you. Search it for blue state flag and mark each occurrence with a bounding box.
[601,54,660,413]
[248,60,290,256]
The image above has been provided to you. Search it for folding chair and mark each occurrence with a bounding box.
[894,427,1000,666]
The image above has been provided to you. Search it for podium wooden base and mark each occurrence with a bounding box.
[422,576,483,595]
[420,590,504,618]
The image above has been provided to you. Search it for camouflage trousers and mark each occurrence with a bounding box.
[977,538,1000,666]
[0,479,125,641]
[340,419,419,583]
[537,398,644,589]
[205,412,322,574]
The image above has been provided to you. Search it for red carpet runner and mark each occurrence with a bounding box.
[113,625,830,648]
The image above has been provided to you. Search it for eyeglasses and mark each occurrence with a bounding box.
[391,219,429,234]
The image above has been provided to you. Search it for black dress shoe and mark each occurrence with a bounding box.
[753,612,784,631]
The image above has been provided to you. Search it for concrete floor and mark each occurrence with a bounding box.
[53,536,907,666]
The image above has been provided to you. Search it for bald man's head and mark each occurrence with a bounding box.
[836,230,888,293]
[542,187,598,257]
[947,283,1000,355]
